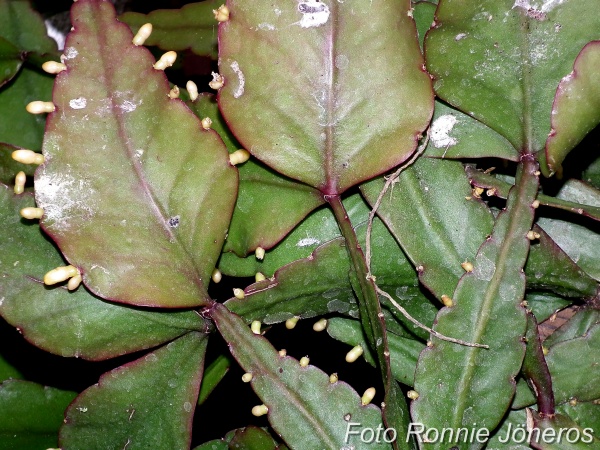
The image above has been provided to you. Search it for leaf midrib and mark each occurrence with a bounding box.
[89,2,205,289]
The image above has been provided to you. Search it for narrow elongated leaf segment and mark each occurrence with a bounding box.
[60,333,207,449]
[218,0,433,194]
[0,185,208,361]
[210,303,392,449]
[35,0,237,307]
[425,0,600,155]
[543,41,600,177]
[411,158,539,446]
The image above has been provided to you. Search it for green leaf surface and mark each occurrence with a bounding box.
[583,154,600,190]
[525,225,598,298]
[413,1,436,49]
[544,323,600,404]
[0,67,53,149]
[218,0,433,193]
[228,426,280,450]
[0,380,76,450]
[521,313,554,415]
[198,354,231,405]
[0,0,57,56]
[60,332,207,450]
[555,401,600,439]
[120,0,220,59]
[467,168,600,222]
[543,41,600,176]
[36,0,237,307]
[327,317,424,386]
[425,0,600,153]
[0,185,207,360]
[525,292,571,324]
[538,215,600,282]
[424,101,519,160]
[0,353,22,382]
[210,303,392,450]
[185,94,324,256]
[193,439,228,450]
[0,37,22,87]
[224,218,432,340]
[361,157,494,299]
[486,408,529,450]
[219,193,369,278]
[411,161,539,448]
[527,410,599,449]
[0,143,36,185]
[543,307,600,348]
[512,378,536,410]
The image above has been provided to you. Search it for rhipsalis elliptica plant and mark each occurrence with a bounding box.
[0,0,599,449]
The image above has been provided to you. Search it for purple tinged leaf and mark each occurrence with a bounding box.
[218,0,433,194]
[0,185,208,361]
[425,0,600,154]
[219,193,370,278]
[36,0,237,307]
[210,303,392,450]
[543,41,600,177]
[184,94,324,256]
[60,332,207,450]
[522,313,555,416]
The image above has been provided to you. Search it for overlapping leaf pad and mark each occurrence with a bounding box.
[35,0,237,307]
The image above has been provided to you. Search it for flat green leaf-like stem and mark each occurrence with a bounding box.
[60,332,207,450]
[0,380,76,450]
[0,185,208,361]
[218,0,432,194]
[425,0,600,154]
[527,410,599,449]
[120,0,220,59]
[184,94,324,256]
[361,157,494,299]
[543,41,600,177]
[36,0,237,307]
[411,158,539,448]
[210,302,392,450]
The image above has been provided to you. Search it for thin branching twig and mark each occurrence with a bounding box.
[364,131,489,349]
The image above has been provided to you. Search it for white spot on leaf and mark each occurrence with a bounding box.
[297,1,330,28]
[297,237,320,247]
[63,47,78,60]
[430,115,458,148]
[35,170,96,231]
[258,23,276,30]
[230,61,245,98]
[119,100,138,113]
[69,97,87,110]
